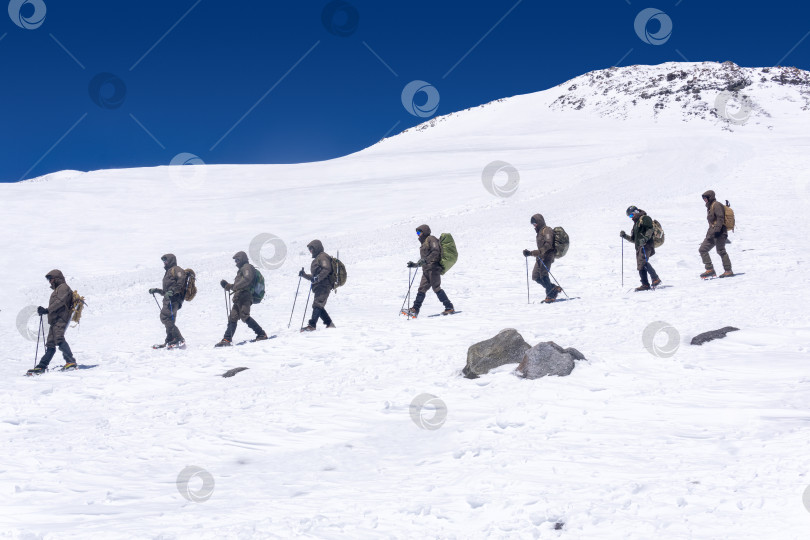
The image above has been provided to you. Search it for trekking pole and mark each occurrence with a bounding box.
[223,289,230,321]
[288,273,303,328]
[621,238,624,287]
[152,292,161,311]
[525,256,530,304]
[541,259,570,299]
[399,266,419,316]
[299,285,312,330]
[34,314,43,368]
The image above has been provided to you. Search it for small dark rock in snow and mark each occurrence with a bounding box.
[516,341,586,380]
[463,328,530,379]
[222,367,249,378]
[690,327,740,346]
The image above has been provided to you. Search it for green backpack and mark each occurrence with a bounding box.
[251,268,265,304]
[331,255,347,291]
[439,233,458,275]
[652,219,665,248]
[552,227,570,258]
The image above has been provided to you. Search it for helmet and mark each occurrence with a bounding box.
[626,205,638,217]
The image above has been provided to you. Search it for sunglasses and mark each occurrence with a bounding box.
[416,230,423,236]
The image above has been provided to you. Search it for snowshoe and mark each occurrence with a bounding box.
[440,308,455,315]
[253,334,269,341]
[651,278,662,287]
[214,339,232,348]
[60,362,77,371]
[635,284,651,292]
[700,269,716,279]
[401,308,418,319]
[26,365,47,376]
[719,270,734,278]
[167,340,186,350]
[152,343,167,349]
[300,325,316,333]
[542,296,556,304]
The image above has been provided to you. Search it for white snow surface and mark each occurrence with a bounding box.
[2,62,810,539]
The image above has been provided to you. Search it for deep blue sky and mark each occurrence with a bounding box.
[1,0,808,182]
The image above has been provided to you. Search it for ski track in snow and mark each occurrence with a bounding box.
[2,64,810,539]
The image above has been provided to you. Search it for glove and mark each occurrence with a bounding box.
[522,249,531,257]
[406,261,416,268]
[416,259,426,267]
[148,288,158,295]
[165,290,174,298]
[713,230,722,238]
[220,279,229,289]
[620,231,628,239]
[37,306,48,316]
[298,268,305,277]
[312,274,321,284]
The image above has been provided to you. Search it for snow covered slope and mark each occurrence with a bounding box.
[2,62,810,539]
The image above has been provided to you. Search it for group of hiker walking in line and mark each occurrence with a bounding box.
[24,189,735,376]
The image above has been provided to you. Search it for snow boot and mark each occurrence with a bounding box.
[167,340,186,350]
[300,325,316,332]
[436,290,455,315]
[26,364,48,376]
[719,270,734,278]
[326,323,336,328]
[635,284,651,291]
[253,333,269,341]
[214,338,232,348]
[246,317,266,340]
[700,268,716,279]
[61,362,77,371]
[403,307,419,319]
[651,277,662,287]
[152,342,168,349]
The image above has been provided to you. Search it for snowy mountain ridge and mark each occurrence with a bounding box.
[397,62,810,140]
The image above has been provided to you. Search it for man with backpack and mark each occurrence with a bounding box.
[405,224,455,317]
[149,254,187,349]
[215,251,268,346]
[299,239,336,332]
[699,190,734,279]
[523,214,562,303]
[621,206,662,291]
[27,270,77,375]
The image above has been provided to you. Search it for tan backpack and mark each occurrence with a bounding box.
[183,269,197,301]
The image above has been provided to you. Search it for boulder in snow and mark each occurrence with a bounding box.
[516,341,586,380]
[463,328,530,378]
[690,326,740,346]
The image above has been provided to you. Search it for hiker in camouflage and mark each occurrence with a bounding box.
[406,224,454,317]
[621,206,661,291]
[523,214,562,303]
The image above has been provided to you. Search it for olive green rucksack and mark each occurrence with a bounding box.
[652,219,665,248]
[251,269,265,304]
[331,255,347,291]
[552,227,570,258]
[439,233,458,275]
